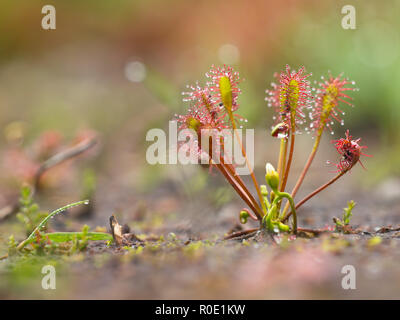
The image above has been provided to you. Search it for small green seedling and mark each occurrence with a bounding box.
[16,185,48,236]
[334,200,356,229]
[1,199,112,260]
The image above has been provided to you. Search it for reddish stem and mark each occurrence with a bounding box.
[240,207,258,222]
[282,132,322,216]
[218,139,262,216]
[228,113,267,215]
[215,161,263,220]
[282,171,345,222]
[223,160,263,215]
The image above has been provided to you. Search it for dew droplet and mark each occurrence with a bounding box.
[277,133,288,139]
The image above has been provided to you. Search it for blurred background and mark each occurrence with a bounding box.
[0,0,399,230]
[0,0,400,299]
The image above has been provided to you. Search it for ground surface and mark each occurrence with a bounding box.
[1,165,399,299]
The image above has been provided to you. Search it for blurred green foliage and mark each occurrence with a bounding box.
[16,185,48,236]
[0,0,398,187]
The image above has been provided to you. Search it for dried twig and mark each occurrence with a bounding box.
[0,138,97,222]
[224,228,259,240]
[109,215,143,246]
[297,227,331,236]
[0,205,18,222]
[375,225,400,234]
[33,138,97,191]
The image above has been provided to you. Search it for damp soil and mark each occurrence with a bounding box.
[0,127,399,299]
[1,176,400,300]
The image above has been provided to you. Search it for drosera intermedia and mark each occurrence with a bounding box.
[173,64,368,239]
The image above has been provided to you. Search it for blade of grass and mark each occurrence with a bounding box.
[16,200,89,251]
[39,232,112,243]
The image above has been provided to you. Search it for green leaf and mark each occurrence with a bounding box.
[44,232,113,243]
[17,200,90,250]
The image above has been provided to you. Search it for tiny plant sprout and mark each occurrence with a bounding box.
[173,65,369,238]
[334,200,356,232]
[0,197,113,260]
[240,210,250,224]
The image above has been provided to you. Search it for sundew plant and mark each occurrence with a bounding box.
[173,65,369,236]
